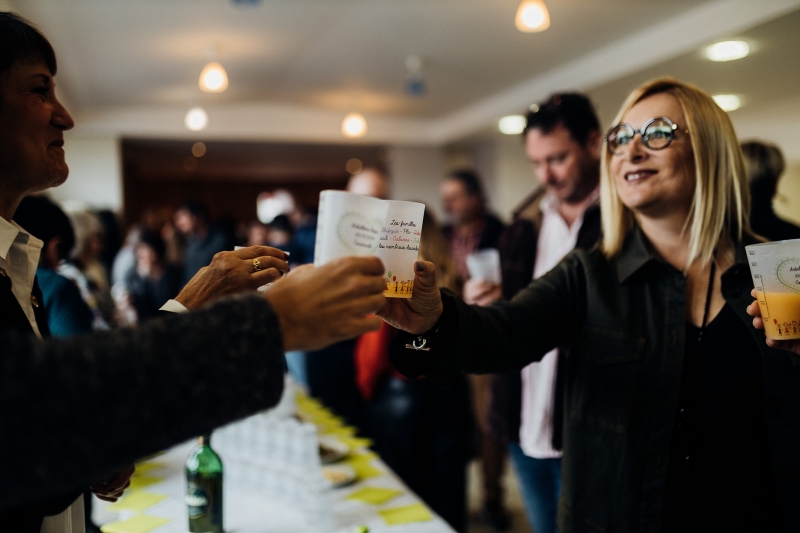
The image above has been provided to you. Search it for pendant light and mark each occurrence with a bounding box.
[199,62,229,93]
[515,0,550,33]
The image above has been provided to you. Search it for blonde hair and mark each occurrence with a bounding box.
[600,77,750,267]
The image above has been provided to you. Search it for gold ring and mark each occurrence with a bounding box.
[252,258,263,272]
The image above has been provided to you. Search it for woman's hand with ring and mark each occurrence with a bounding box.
[175,246,289,310]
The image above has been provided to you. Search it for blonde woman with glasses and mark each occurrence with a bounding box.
[379,78,798,532]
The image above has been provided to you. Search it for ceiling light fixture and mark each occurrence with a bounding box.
[185,107,208,131]
[705,40,750,62]
[712,94,742,112]
[342,112,367,138]
[199,62,229,93]
[498,115,527,135]
[515,0,550,33]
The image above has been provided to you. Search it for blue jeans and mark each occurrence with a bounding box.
[508,443,561,533]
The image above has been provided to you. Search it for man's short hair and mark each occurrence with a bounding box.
[14,195,75,261]
[523,93,600,145]
[0,12,57,77]
[446,169,485,201]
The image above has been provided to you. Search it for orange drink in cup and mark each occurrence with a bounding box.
[746,239,800,340]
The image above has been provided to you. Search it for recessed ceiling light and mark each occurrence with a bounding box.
[342,113,367,138]
[712,94,742,112]
[498,115,527,135]
[185,107,208,131]
[705,40,750,62]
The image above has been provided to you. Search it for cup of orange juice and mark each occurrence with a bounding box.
[746,239,800,340]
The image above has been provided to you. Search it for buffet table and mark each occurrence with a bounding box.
[93,389,456,533]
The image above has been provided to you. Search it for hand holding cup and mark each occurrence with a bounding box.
[747,288,800,354]
[377,261,444,334]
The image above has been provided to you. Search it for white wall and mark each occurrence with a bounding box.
[51,136,123,212]
[388,146,447,222]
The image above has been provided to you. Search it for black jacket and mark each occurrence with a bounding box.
[1,271,84,531]
[391,227,800,532]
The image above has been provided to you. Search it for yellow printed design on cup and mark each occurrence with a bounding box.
[759,291,800,340]
[384,271,414,298]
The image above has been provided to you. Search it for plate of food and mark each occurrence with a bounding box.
[319,435,350,464]
[321,465,356,488]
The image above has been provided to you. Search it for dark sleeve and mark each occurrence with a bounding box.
[390,251,587,386]
[0,294,286,513]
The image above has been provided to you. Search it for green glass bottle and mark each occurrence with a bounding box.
[185,435,223,533]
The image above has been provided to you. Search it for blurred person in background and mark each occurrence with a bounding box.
[358,208,473,532]
[440,168,508,529]
[347,166,390,200]
[742,140,800,242]
[246,219,270,247]
[125,229,182,323]
[174,201,229,284]
[59,209,114,329]
[13,196,93,337]
[95,209,123,279]
[265,214,300,262]
[440,169,505,293]
[288,202,317,265]
[472,93,602,533]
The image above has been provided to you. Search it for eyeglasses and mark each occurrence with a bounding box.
[605,117,689,155]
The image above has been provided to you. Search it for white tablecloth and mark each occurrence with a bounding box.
[94,440,456,533]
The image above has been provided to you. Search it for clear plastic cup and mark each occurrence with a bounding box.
[745,239,800,340]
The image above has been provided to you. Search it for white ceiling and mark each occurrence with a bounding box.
[10,0,800,152]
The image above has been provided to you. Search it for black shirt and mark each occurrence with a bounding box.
[663,303,780,531]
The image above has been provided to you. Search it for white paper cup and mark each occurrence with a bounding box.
[745,239,800,340]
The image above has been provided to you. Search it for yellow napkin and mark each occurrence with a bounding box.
[378,503,434,525]
[321,425,356,437]
[127,475,164,490]
[339,435,373,449]
[100,515,171,533]
[105,491,168,512]
[340,453,382,479]
[132,462,166,475]
[346,486,402,505]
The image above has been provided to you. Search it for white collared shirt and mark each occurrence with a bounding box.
[0,216,85,533]
[519,189,598,459]
[0,216,44,339]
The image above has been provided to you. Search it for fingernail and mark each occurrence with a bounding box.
[415,261,425,273]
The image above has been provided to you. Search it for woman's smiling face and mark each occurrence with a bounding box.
[0,59,74,198]
[611,92,696,220]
